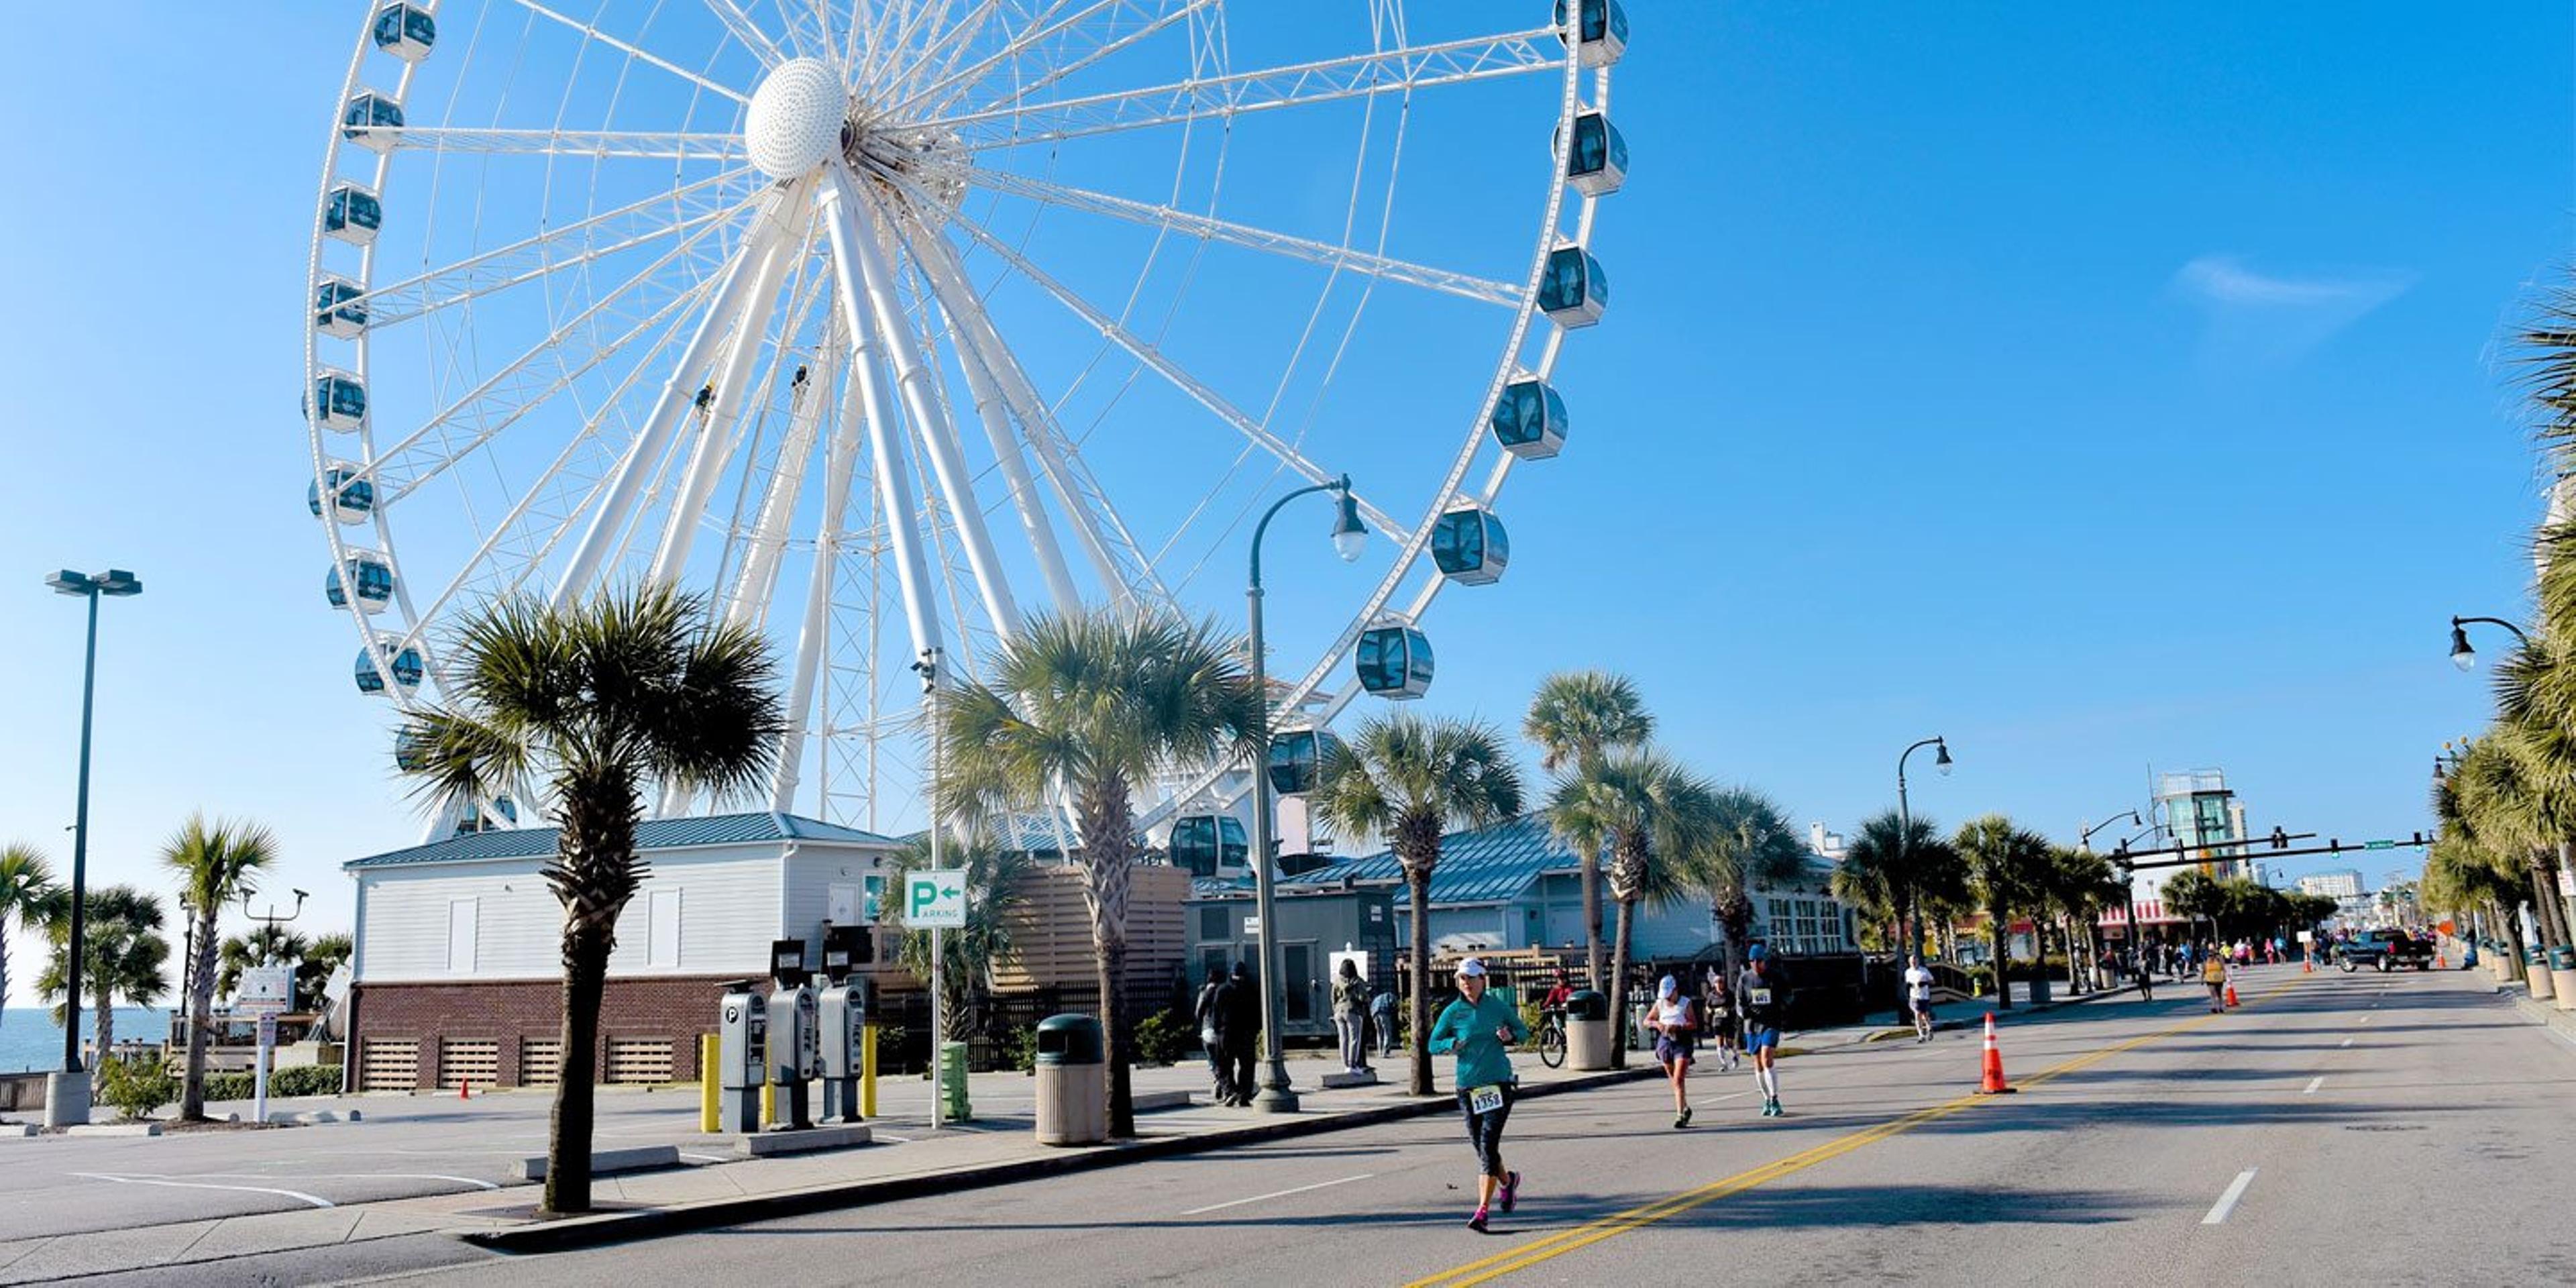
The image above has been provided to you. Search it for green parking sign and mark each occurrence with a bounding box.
[906,869,969,928]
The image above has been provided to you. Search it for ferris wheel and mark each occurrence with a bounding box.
[302,0,1629,836]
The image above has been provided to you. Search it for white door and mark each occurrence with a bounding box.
[828,883,861,927]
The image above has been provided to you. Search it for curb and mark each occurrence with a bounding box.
[2501,982,2576,1047]
[463,1066,1658,1255]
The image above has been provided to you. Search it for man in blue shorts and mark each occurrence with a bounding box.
[1735,943,1788,1117]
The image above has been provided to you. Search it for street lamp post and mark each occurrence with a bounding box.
[42,567,142,1128]
[2448,614,2530,671]
[1894,736,1951,963]
[2079,810,2143,993]
[1244,475,1366,1114]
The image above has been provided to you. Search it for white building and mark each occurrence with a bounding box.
[2298,870,2363,900]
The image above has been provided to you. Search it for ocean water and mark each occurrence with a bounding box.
[0,1008,171,1073]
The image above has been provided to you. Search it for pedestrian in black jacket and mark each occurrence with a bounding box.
[1193,967,1232,1104]
[1221,961,1260,1106]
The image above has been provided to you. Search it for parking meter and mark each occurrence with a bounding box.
[716,982,767,1133]
[768,939,818,1130]
[818,926,868,1122]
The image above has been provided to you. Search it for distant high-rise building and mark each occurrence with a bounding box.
[2109,769,2254,942]
[2298,869,2364,900]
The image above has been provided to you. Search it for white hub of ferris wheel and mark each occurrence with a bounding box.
[301,0,1631,841]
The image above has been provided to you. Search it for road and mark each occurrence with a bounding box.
[63,964,2576,1285]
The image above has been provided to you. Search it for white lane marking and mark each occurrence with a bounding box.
[2359,1015,2371,1024]
[2201,1169,2258,1225]
[2339,1038,2353,1049]
[178,1171,500,1191]
[1180,1172,1377,1216]
[2302,1077,2323,1095]
[874,1133,916,1142]
[72,1172,333,1209]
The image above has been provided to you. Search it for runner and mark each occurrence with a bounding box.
[1648,975,1697,1127]
[1428,957,1528,1232]
[2133,944,2155,1003]
[1901,953,1936,1042]
[2201,947,2228,1012]
[1702,965,1741,1071]
[1737,945,1788,1117]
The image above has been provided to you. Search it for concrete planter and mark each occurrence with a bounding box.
[2530,963,2555,1001]
[2552,968,2576,1012]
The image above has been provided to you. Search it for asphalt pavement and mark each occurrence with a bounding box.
[74,962,2574,1287]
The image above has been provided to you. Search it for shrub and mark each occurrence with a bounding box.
[99,1055,176,1122]
[203,1071,256,1103]
[272,1064,344,1097]
[1133,1010,1193,1066]
[1005,1025,1039,1075]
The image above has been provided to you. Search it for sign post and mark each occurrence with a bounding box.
[906,868,968,1130]
[239,963,294,1125]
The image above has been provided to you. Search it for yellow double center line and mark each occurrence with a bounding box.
[1407,975,2313,1287]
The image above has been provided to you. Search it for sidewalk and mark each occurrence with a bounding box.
[0,1019,1890,1282]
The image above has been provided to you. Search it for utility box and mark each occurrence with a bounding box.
[1033,1014,1105,1146]
[717,984,767,1133]
[1564,989,1612,1071]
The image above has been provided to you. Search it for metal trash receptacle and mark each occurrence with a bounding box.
[1033,1014,1106,1146]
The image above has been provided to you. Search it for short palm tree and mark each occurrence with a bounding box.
[397,584,783,1215]
[39,884,170,1088]
[886,834,1036,1042]
[1835,811,1965,961]
[1956,816,2053,1008]
[2161,869,2224,943]
[163,815,277,1120]
[1546,747,1716,1067]
[0,845,56,1038]
[1697,788,1812,977]
[302,932,355,1013]
[217,926,311,1000]
[1310,711,1524,1095]
[937,606,1259,1136]
[1523,671,1653,989]
[2047,847,2122,991]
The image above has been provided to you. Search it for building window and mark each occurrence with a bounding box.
[863,875,885,922]
[445,899,478,975]
[1199,906,1232,941]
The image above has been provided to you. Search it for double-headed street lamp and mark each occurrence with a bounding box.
[2448,614,2530,671]
[2080,810,2145,969]
[42,568,141,1126]
[1244,475,1366,1114]
[1894,735,1951,961]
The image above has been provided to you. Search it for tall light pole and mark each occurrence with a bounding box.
[42,567,142,1128]
[2079,810,2143,990]
[1894,735,1951,961]
[1246,475,1367,1114]
[2447,614,2530,671]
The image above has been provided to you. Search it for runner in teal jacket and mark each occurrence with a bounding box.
[1427,958,1529,1231]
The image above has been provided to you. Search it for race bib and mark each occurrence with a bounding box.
[1467,1084,1505,1115]
[1749,987,1773,1007]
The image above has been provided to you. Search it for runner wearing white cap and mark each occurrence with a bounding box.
[1648,974,1697,1128]
[1427,957,1528,1232]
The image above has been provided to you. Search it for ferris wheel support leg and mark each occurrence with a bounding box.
[727,329,845,629]
[771,351,871,815]
[821,168,946,667]
[554,186,802,604]
[942,291,1081,616]
[845,187,1022,633]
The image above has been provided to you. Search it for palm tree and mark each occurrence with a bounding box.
[1546,747,1715,1068]
[162,815,277,1120]
[396,584,783,1215]
[301,932,354,1013]
[1523,671,1653,989]
[1955,816,2050,1008]
[937,606,1259,1136]
[1310,712,1524,1095]
[1697,788,1812,978]
[1835,812,1966,962]
[0,845,57,1035]
[885,834,1036,1042]
[217,926,312,1000]
[38,885,170,1087]
[2161,869,2224,944]
[2047,847,2123,991]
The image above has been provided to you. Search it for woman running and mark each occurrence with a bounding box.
[1648,975,1697,1127]
[1428,957,1528,1232]
[1703,965,1741,1071]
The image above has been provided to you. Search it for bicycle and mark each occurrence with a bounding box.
[1535,1008,1567,1069]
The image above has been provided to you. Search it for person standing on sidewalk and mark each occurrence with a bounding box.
[1371,986,1398,1058]
[1428,958,1527,1232]
[1902,954,1936,1043]
[1648,975,1697,1128]
[1194,966,1233,1104]
[1737,945,1789,1117]
[1222,961,1260,1105]
[1333,959,1371,1075]
[1702,965,1740,1071]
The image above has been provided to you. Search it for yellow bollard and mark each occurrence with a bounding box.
[699,1034,720,1134]
[861,1024,878,1120]
[761,1077,775,1128]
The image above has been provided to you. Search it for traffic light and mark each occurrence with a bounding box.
[2269,826,2288,850]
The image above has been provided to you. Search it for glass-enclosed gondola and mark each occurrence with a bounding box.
[309,462,376,525]
[1430,508,1511,586]
[1490,376,1568,460]
[354,635,425,696]
[1356,624,1434,700]
[1554,0,1629,68]
[372,3,437,62]
[326,553,397,614]
[309,370,368,432]
[341,91,404,153]
[393,726,431,773]
[324,182,382,246]
[1538,245,1609,329]
[1169,813,1249,877]
[1565,112,1628,197]
[315,278,368,338]
[1267,728,1346,796]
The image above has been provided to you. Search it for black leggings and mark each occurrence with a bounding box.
[1458,1083,1515,1178]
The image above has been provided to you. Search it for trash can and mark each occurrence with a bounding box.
[2548,947,2576,1014]
[1033,1015,1105,1146]
[1564,989,1612,1071]
[939,1040,973,1123]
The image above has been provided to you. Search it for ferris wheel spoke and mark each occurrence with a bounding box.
[938,203,1412,545]
[892,0,1004,106]
[929,282,1081,615]
[900,0,1197,120]
[728,325,844,629]
[372,127,749,163]
[769,339,870,812]
[857,0,962,101]
[354,169,759,327]
[930,28,1564,150]
[649,217,810,582]
[502,0,753,103]
[703,0,792,68]
[955,164,1523,308]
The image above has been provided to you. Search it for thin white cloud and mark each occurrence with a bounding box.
[2171,255,2416,364]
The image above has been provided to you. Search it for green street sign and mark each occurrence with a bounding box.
[2364,840,2394,851]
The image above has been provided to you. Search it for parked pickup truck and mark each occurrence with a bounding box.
[2337,929,2434,973]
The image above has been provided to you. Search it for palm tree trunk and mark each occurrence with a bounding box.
[1608,899,1634,1071]
[2498,900,2529,981]
[1073,774,1137,1135]
[545,922,611,1215]
[180,907,219,1120]
[93,990,115,1093]
[1099,939,1132,1137]
[1407,873,1433,1097]
[1580,855,1605,990]
[1988,915,2012,1010]
[2531,861,2569,951]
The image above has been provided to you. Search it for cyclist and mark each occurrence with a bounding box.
[1428,957,1527,1232]
[1737,944,1788,1117]
[1702,965,1740,1071]
[1901,954,1936,1042]
[1648,975,1697,1127]
[1540,967,1574,1015]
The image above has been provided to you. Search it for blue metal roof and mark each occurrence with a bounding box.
[1279,814,1580,907]
[345,812,900,870]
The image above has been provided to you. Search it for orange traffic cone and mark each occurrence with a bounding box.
[2224,983,2240,1008]
[1978,1012,2015,1094]
[2436,951,2448,969]
[460,1078,472,1101]
[2302,957,2314,974]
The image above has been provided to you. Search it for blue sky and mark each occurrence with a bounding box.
[1,3,2565,1003]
